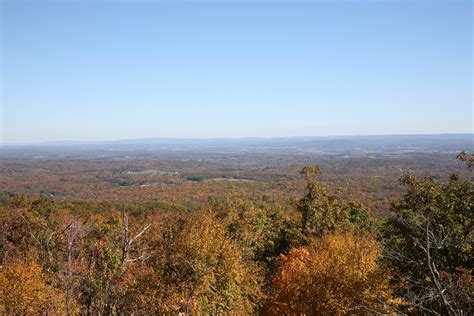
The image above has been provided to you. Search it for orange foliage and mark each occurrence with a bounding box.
[0,258,64,314]
[268,230,398,314]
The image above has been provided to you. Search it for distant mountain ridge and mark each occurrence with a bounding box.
[1,134,472,157]
[29,133,473,146]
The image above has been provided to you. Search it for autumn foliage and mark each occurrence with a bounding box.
[123,211,263,313]
[268,230,396,314]
[0,154,472,314]
[0,258,64,314]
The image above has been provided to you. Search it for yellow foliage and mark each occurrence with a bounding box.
[268,230,397,314]
[123,211,263,314]
[0,258,64,314]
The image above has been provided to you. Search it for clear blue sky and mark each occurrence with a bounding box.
[1,0,472,144]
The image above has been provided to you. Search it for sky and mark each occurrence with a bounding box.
[1,0,472,144]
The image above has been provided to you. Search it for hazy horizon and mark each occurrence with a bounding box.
[1,0,472,143]
[1,132,472,147]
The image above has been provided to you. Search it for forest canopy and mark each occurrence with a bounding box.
[0,153,472,314]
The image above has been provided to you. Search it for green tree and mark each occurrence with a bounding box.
[383,172,473,315]
[295,165,374,240]
[210,199,300,286]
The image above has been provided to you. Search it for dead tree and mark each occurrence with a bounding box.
[121,210,151,265]
[62,219,89,316]
[385,214,465,316]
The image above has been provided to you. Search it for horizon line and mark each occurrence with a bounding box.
[1,132,473,147]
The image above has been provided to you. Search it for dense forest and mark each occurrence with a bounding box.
[3,0,472,312]
[0,152,472,314]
